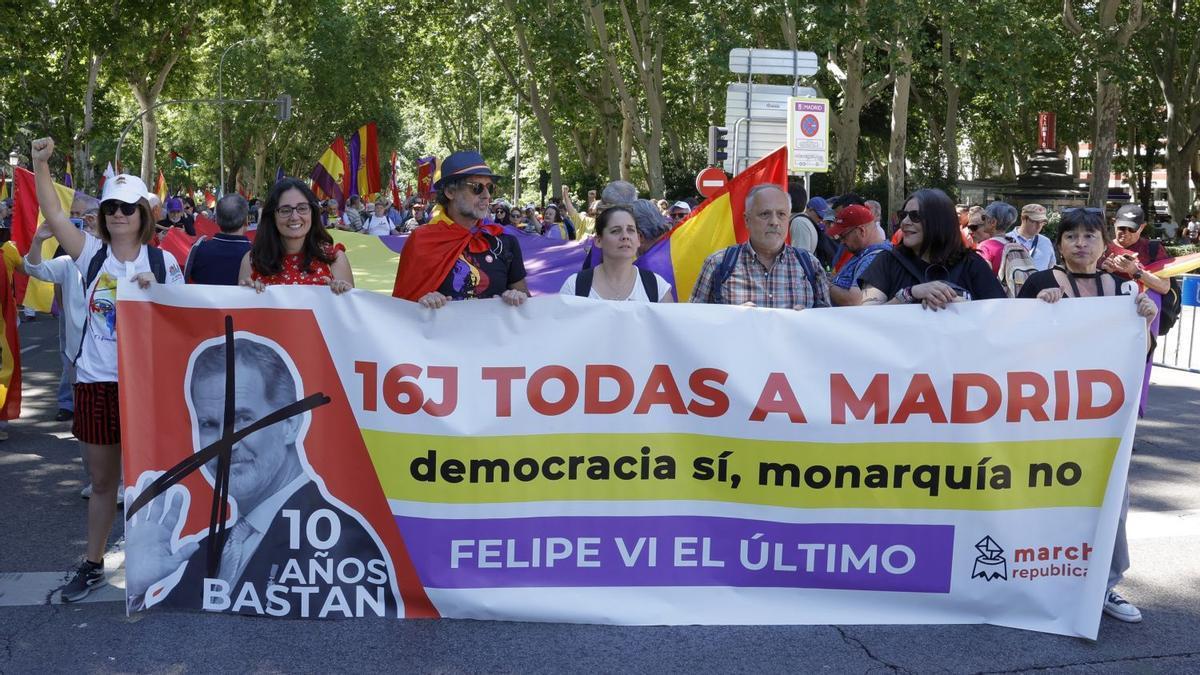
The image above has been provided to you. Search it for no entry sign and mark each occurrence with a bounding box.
[695,166,728,198]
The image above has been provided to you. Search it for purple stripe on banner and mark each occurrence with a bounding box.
[395,515,954,593]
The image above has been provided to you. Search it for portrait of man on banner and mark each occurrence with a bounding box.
[125,333,400,618]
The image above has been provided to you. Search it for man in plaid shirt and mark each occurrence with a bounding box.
[690,185,831,309]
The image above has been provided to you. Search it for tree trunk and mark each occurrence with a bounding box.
[1088,73,1122,207]
[829,52,866,192]
[1191,152,1200,214]
[73,53,102,193]
[606,121,622,180]
[887,42,913,217]
[253,135,268,201]
[620,115,633,182]
[1165,144,1196,226]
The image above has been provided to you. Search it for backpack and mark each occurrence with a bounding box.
[574,267,659,302]
[708,244,821,305]
[74,244,167,363]
[1149,241,1182,336]
[998,235,1039,298]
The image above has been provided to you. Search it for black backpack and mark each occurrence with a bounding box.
[574,267,659,301]
[1149,241,1182,336]
[708,244,820,305]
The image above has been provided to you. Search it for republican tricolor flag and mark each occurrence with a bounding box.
[347,122,381,200]
[311,137,349,207]
[635,146,788,301]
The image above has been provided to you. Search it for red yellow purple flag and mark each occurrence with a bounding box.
[154,170,167,203]
[635,146,788,301]
[311,137,350,207]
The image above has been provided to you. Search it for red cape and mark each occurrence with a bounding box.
[391,217,501,301]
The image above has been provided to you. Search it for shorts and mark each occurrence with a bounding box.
[73,382,121,445]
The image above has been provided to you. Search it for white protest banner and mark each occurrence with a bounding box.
[117,284,1145,638]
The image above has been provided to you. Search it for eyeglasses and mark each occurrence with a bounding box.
[462,181,496,196]
[101,201,139,216]
[275,203,311,218]
[897,209,922,223]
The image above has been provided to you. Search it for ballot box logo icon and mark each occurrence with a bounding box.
[971,535,1007,581]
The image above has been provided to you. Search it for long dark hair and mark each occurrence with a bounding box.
[902,188,966,267]
[250,178,334,277]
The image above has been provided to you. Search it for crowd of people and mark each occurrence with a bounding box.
[11,140,1173,625]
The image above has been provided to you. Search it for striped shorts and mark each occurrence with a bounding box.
[73,382,121,445]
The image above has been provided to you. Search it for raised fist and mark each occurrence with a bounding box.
[31,137,55,163]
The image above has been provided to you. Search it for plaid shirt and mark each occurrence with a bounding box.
[690,242,831,308]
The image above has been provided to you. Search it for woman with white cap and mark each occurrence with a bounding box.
[31,137,184,602]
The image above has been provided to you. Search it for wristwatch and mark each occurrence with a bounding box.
[1132,271,1143,280]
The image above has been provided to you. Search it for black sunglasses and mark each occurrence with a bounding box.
[101,201,139,216]
[966,224,980,231]
[897,209,922,223]
[462,181,496,196]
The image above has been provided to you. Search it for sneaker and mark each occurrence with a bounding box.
[80,484,93,499]
[1103,589,1143,623]
[55,409,74,422]
[61,560,104,602]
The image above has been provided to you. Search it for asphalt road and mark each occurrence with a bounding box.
[1,316,1197,674]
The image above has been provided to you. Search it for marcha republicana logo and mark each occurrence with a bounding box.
[971,535,1007,581]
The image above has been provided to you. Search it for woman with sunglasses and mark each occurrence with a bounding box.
[31,137,185,602]
[391,151,528,308]
[860,188,1005,309]
[238,178,353,293]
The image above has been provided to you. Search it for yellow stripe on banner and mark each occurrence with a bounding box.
[669,192,737,302]
[364,431,1119,510]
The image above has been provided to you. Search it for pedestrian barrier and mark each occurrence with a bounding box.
[1153,274,1200,373]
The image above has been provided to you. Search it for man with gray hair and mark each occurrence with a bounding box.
[184,193,251,285]
[690,184,830,309]
[560,180,640,239]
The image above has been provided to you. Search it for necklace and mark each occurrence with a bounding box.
[593,265,637,300]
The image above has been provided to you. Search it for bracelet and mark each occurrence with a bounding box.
[896,286,913,304]
[1132,271,1143,280]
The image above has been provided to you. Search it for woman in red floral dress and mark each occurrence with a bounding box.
[238,177,354,294]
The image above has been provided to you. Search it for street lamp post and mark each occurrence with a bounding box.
[218,38,258,198]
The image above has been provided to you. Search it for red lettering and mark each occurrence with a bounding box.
[633,364,687,415]
[382,363,424,415]
[1076,369,1124,420]
[891,373,947,424]
[482,367,526,417]
[584,365,634,414]
[1006,371,1050,422]
[421,366,458,417]
[950,373,1001,424]
[354,360,377,412]
[528,365,580,416]
[1053,370,1071,421]
[686,368,729,418]
[749,372,807,423]
[830,373,888,424]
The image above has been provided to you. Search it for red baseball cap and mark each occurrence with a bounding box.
[827,204,874,237]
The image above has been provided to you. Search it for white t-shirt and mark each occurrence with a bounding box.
[1007,231,1055,271]
[560,271,671,302]
[73,232,184,383]
[363,215,393,236]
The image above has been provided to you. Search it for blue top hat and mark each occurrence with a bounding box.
[433,150,505,190]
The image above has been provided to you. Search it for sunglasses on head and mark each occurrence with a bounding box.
[101,201,139,216]
[897,209,922,223]
[462,181,496,196]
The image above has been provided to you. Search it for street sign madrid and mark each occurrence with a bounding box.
[695,166,728,198]
[786,97,830,173]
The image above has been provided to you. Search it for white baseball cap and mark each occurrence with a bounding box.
[101,174,151,205]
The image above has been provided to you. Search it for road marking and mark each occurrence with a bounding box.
[0,546,125,607]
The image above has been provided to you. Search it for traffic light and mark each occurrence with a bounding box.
[707,125,728,166]
[276,93,293,121]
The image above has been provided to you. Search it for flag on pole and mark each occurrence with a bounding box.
[204,189,216,209]
[99,161,115,191]
[416,156,437,199]
[635,146,788,302]
[311,137,349,207]
[10,166,75,255]
[0,178,7,201]
[275,166,285,185]
[63,158,73,188]
[0,242,21,421]
[389,150,400,209]
[154,170,167,203]
[355,122,381,199]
